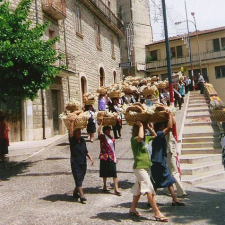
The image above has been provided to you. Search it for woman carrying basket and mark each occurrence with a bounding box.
[98,120,121,196]
[129,121,168,222]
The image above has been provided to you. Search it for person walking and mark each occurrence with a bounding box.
[184,76,189,94]
[179,80,185,104]
[0,114,9,164]
[129,122,168,222]
[98,121,121,196]
[109,98,122,139]
[69,121,94,203]
[85,105,96,143]
[196,73,205,94]
[151,113,185,206]
[98,94,107,111]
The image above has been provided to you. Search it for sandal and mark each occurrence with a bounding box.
[154,214,168,222]
[114,190,121,196]
[129,210,142,217]
[172,201,185,206]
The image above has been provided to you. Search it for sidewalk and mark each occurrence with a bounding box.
[7,134,68,161]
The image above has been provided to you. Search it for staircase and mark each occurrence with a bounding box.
[180,91,225,184]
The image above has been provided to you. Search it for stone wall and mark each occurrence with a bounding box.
[7,0,122,141]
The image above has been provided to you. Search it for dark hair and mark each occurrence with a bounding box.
[140,98,145,104]
[103,126,111,134]
[154,121,167,132]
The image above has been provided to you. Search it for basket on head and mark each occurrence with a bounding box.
[63,116,88,130]
[142,86,157,96]
[108,91,121,99]
[132,81,140,86]
[151,76,158,82]
[85,99,95,105]
[66,103,80,112]
[148,111,168,123]
[102,117,117,126]
[157,82,167,90]
[97,87,107,95]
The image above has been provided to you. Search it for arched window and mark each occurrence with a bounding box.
[113,71,116,84]
[100,67,105,87]
[81,76,87,104]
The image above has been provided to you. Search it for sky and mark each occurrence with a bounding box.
[150,0,225,41]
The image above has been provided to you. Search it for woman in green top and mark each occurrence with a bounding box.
[129,121,168,222]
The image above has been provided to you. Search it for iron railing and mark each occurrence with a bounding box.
[146,50,225,70]
[89,0,124,31]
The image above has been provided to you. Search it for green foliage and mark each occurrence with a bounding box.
[0,0,64,101]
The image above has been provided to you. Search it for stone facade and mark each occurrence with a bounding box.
[6,0,123,142]
[117,0,153,78]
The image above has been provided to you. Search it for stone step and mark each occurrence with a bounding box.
[186,111,211,118]
[182,170,225,184]
[182,147,221,155]
[189,99,209,104]
[179,154,221,164]
[182,141,221,148]
[183,132,220,138]
[187,107,209,112]
[188,102,209,107]
[183,126,219,135]
[182,136,219,143]
[181,161,223,175]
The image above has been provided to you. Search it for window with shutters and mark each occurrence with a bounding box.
[95,23,102,50]
[215,66,225,79]
[213,38,220,52]
[176,45,183,57]
[75,7,83,38]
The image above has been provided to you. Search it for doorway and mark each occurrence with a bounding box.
[100,67,105,87]
[51,90,60,135]
[81,76,87,105]
[113,71,117,84]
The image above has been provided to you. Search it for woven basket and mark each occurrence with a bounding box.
[133,81,139,86]
[103,117,117,126]
[97,88,107,95]
[66,104,80,112]
[148,111,168,123]
[211,109,225,122]
[85,99,95,105]
[63,117,88,130]
[142,87,156,95]
[108,91,121,99]
[122,86,133,94]
[157,83,166,89]
[124,112,150,125]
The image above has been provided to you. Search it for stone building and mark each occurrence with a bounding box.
[145,26,225,102]
[3,0,124,142]
[117,0,153,78]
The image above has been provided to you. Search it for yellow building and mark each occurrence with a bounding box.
[145,26,225,102]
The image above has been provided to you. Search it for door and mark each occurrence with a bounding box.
[51,90,59,135]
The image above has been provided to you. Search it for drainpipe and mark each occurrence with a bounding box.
[63,19,70,100]
[35,0,46,139]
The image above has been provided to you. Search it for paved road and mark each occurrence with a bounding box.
[1,123,225,225]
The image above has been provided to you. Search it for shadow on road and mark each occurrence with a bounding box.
[0,160,38,181]
[41,193,79,203]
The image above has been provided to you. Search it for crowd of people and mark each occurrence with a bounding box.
[67,78,194,222]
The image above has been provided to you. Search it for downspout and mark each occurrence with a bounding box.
[63,19,70,100]
[35,0,46,139]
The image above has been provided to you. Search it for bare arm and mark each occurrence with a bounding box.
[163,112,173,135]
[147,122,157,138]
[136,121,144,143]
[69,120,75,138]
[98,119,103,136]
[87,153,94,166]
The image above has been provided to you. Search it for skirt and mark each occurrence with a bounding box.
[71,162,87,187]
[87,122,96,134]
[100,159,117,178]
[131,168,155,196]
[0,139,8,155]
[151,162,176,189]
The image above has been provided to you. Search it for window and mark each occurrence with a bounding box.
[176,45,183,58]
[161,74,168,81]
[215,66,225,79]
[170,47,176,58]
[221,37,225,50]
[111,35,115,59]
[150,50,158,61]
[75,7,82,35]
[95,23,101,49]
[213,38,220,52]
[49,29,56,50]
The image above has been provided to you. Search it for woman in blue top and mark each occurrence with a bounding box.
[179,80,185,104]
[151,112,185,206]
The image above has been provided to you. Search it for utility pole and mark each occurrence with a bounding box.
[184,0,195,90]
[161,0,174,104]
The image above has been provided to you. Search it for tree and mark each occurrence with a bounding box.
[0,0,63,101]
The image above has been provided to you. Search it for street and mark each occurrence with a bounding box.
[1,123,225,225]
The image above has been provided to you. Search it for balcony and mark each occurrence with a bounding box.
[146,50,225,70]
[42,0,66,20]
[78,0,124,38]
[54,50,76,77]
